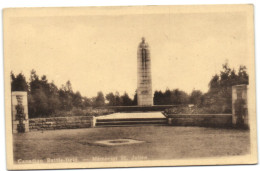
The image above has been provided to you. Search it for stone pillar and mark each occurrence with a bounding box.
[137,37,153,106]
[232,84,248,128]
[11,91,29,133]
[90,117,96,128]
[168,118,173,125]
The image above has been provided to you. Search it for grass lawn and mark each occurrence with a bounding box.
[13,126,250,163]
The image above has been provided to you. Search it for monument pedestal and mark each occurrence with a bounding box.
[11,91,29,133]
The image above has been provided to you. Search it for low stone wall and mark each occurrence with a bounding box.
[103,105,177,112]
[29,116,94,131]
[167,114,232,127]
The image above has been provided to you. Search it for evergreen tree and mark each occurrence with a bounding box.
[190,90,203,105]
[204,63,249,113]
[11,72,28,91]
[132,90,138,105]
[121,92,133,106]
[106,92,116,106]
[94,91,105,107]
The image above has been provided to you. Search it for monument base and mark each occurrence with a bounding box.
[97,105,176,112]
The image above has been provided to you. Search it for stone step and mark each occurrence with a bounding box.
[96,118,166,122]
[96,124,168,127]
[95,118,168,127]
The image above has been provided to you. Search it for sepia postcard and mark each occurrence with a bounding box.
[3,4,257,170]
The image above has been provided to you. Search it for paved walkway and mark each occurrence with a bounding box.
[96,112,166,119]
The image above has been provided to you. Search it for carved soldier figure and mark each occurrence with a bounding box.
[234,89,246,128]
[15,95,26,132]
[137,37,153,106]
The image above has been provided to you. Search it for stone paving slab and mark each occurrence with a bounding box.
[96,112,166,119]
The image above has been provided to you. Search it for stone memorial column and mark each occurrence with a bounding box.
[232,84,248,128]
[137,37,153,106]
[11,91,29,133]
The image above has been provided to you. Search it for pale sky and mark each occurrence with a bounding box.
[5,6,250,98]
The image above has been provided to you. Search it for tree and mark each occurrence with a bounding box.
[208,74,219,93]
[190,90,203,105]
[29,69,40,93]
[28,88,49,117]
[204,62,249,113]
[12,70,117,117]
[121,92,133,106]
[238,65,249,85]
[154,90,164,105]
[59,85,72,111]
[11,72,28,91]
[46,82,60,114]
[72,91,83,108]
[170,89,189,105]
[164,89,172,105]
[65,80,73,93]
[114,91,122,106]
[132,90,137,105]
[94,91,105,107]
[28,70,61,117]
[106,92,116,106]
[106,91,135,106]
[154,89,189,105]
[82,97,92,107]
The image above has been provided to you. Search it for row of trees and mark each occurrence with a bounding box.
[11,70,138,117]
[154,89,190,105]
[11,63,248,117]
[146,62,248,113]
[12,70,86,117]
[202,64,248,113]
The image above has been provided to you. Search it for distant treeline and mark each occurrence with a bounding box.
[11,63,248,117]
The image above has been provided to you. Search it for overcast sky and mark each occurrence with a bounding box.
[6,6,250,98]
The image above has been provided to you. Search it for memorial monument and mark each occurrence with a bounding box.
[137,37,153,106]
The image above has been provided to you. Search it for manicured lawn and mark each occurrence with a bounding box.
[13,126,250,163]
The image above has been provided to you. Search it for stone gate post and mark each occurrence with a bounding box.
[232,84,248,128]
[11,91,29,133]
